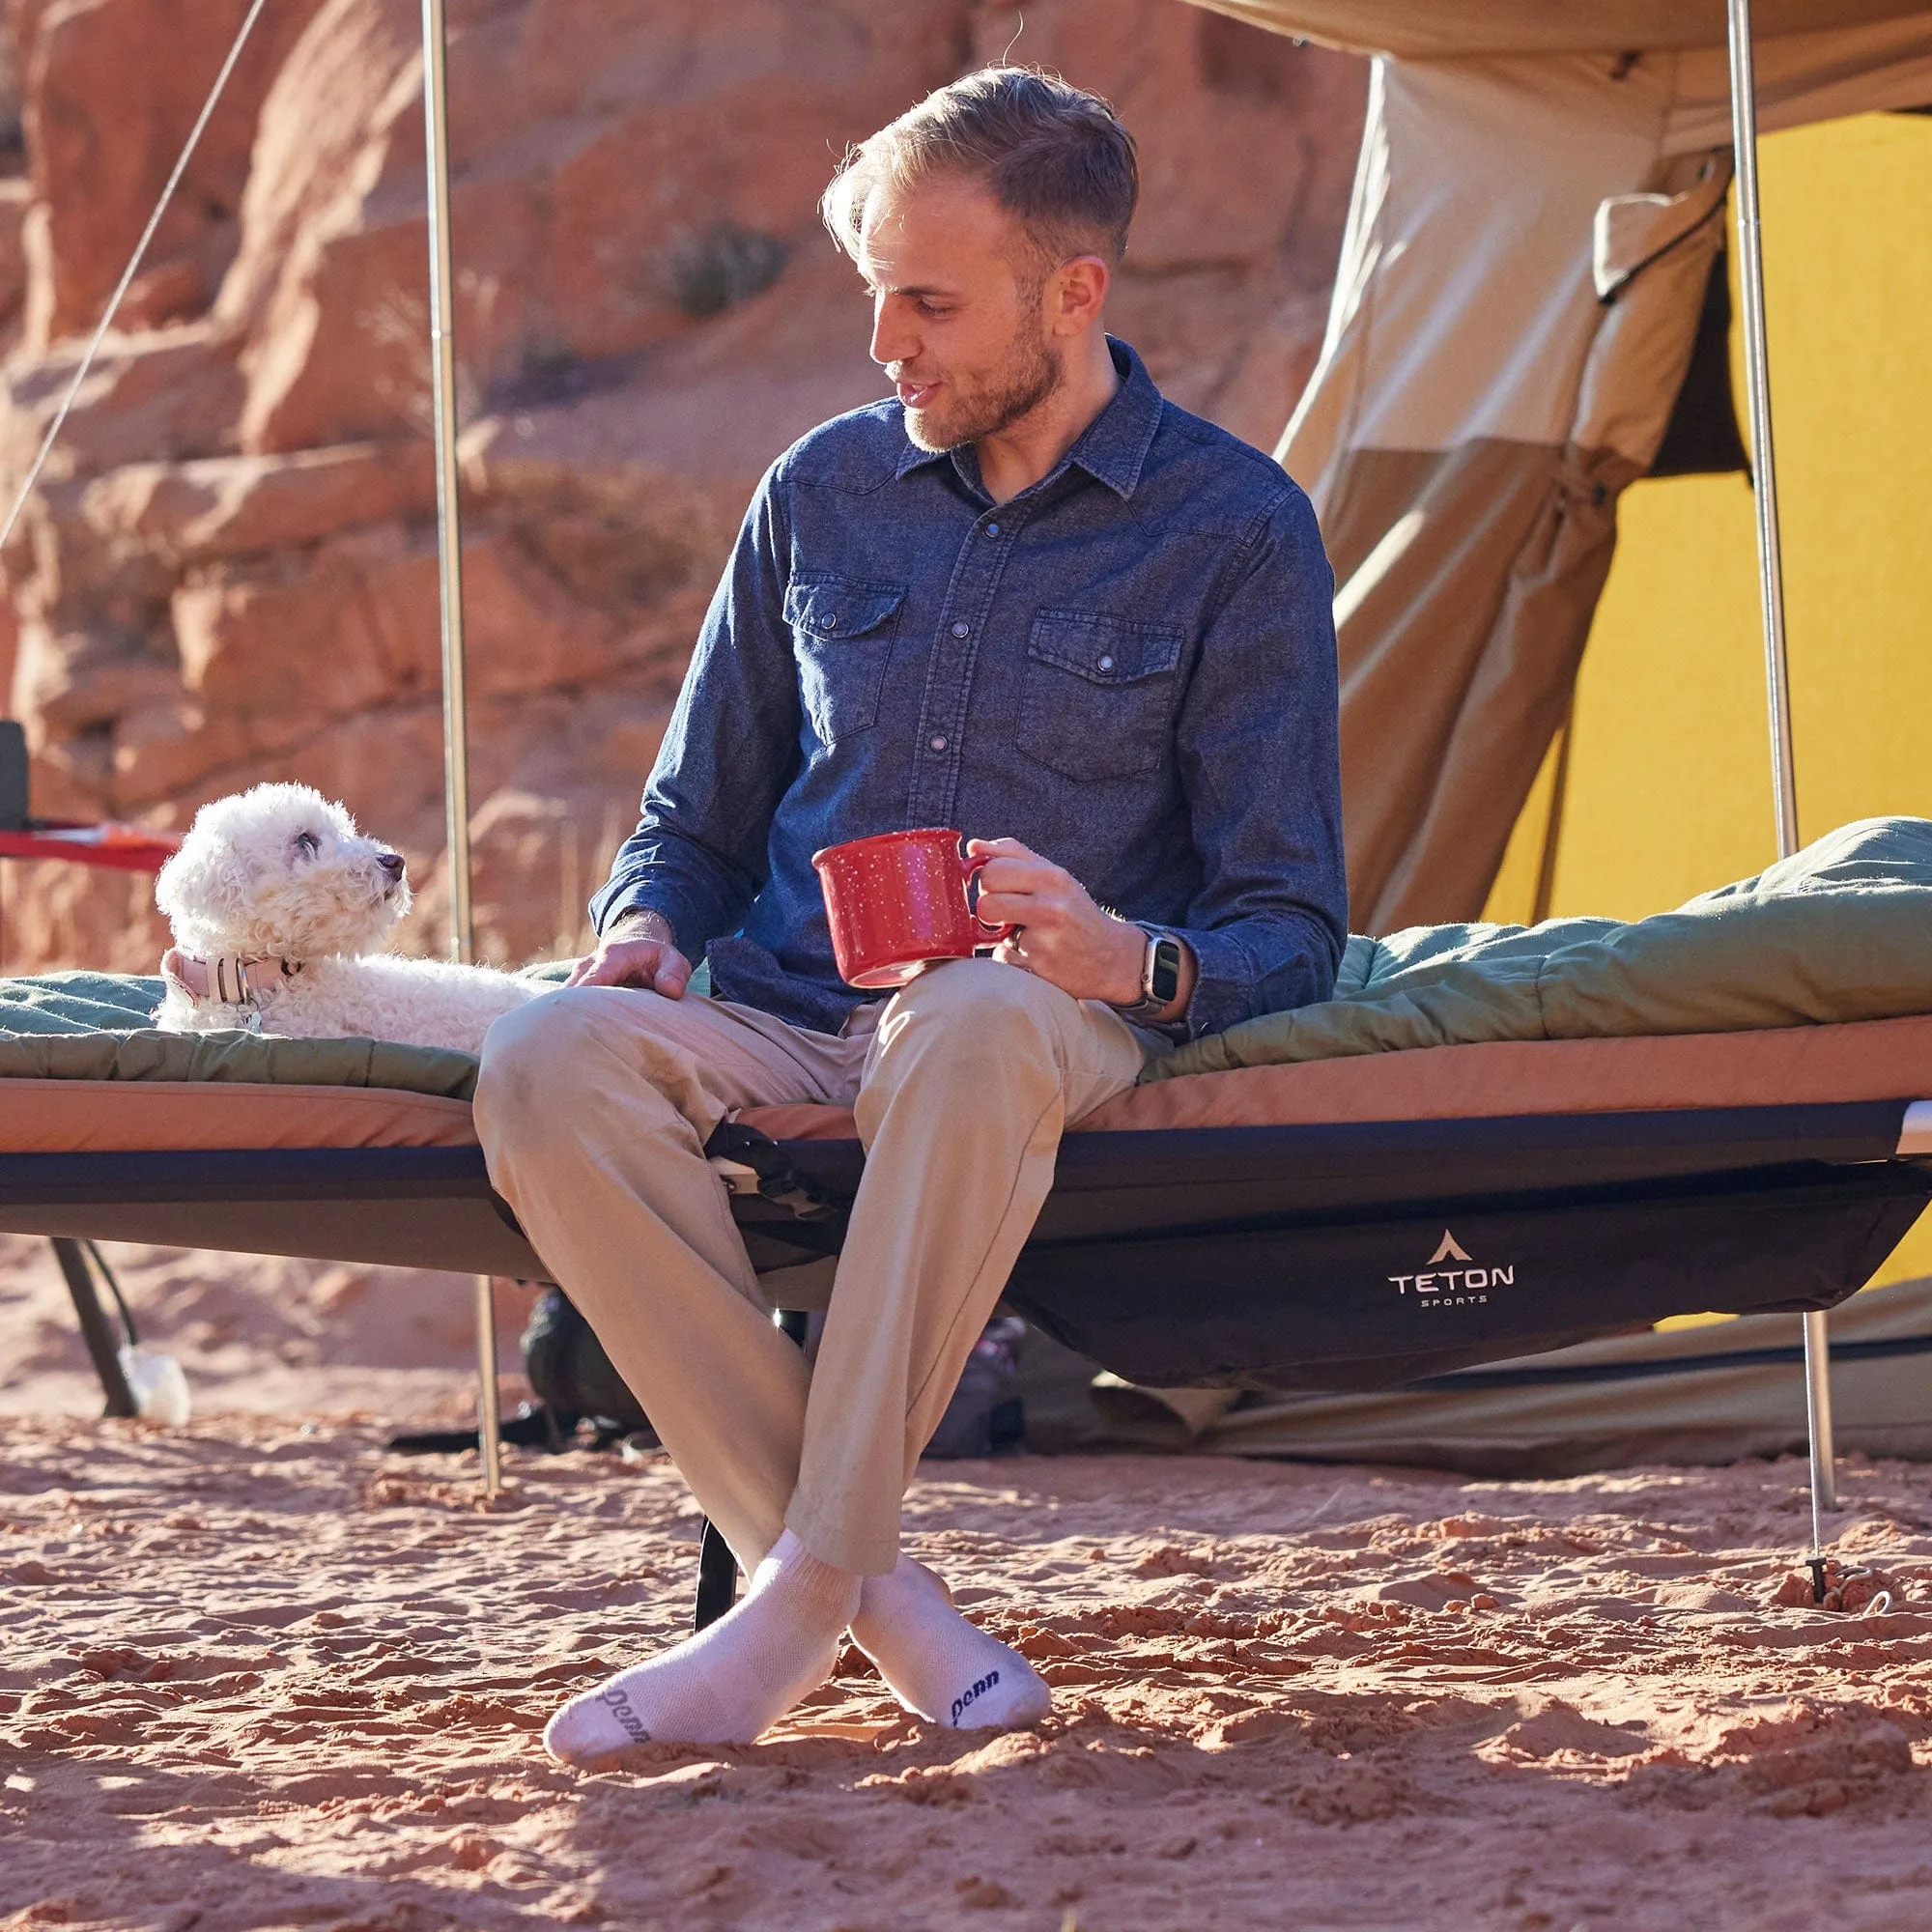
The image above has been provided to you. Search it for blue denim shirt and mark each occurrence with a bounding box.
[592,339,1347,1040]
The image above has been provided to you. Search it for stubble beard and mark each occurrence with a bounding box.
[903,310,1064,455]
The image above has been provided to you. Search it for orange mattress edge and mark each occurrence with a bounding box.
[740,1014,1932,1144]
[0,1079,479,1153]
[10,1014,1930,1158]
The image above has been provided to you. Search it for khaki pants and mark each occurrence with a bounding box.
[473,957,1147,1575]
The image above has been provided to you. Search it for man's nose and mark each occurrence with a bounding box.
[379,852,406,882]
[869,296,916,369]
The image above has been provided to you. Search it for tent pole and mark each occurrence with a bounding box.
[1725,0,1834,1544]
[420,0,497,1500]
[419,0,473,970]
[1725,0,1799,858]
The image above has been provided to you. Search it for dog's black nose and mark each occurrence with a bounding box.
[379,852,406,882]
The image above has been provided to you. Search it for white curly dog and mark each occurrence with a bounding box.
[153,781,542,1053]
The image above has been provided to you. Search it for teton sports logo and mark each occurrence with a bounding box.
[1387,1229,1514,1311]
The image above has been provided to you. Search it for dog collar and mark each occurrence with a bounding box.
[161,948,303,1007]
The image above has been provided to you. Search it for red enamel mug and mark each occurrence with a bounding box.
[811,827,1015,989]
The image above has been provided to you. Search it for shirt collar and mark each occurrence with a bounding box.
[893,337,1163,500]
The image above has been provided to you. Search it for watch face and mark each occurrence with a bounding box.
[1150,937,1182,1005]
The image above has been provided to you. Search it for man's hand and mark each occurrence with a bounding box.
[564,908,695,997]
[968,838,1157,1007]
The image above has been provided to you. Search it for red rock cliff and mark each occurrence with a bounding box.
[0,0,1363,971]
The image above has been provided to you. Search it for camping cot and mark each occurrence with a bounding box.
[5,970,1932,1626]
[9,1017,1930,1384]
[14,973,1931,1389]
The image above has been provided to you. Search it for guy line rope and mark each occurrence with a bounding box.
[0,0,270,552]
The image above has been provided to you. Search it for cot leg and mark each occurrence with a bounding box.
[694,1520,738,1631]
[53,1237,137,1419]
[474,1272,502,1500]
[691,1308,812,1632]
[1802,1307,1836,1588]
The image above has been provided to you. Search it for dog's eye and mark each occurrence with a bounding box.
[292,831,320,860]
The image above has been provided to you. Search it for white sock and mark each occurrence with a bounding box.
[543,1529,859,1766]
[850,1554,1049,1730]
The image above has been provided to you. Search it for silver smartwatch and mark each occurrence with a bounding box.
[1111,923,1185,1021]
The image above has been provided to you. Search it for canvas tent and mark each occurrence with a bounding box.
[1189,0,1932,932]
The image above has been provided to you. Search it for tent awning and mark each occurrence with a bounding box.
[1191,0,1932,60]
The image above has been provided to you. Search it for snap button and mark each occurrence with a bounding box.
[929,735,948,753]
[822,612,838,629]
[1097,654,1115,672]
[985,522,1001,537]
[950,621,970,639]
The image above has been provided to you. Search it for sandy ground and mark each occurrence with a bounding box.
[5,1236,1932,1931]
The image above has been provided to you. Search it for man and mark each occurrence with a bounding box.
[476,66,1346,1766]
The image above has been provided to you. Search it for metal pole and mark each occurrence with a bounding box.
[1726,0,1799,860]
[420,0,473,967]
[1725,0,1835,1540]
[474,1273,503,1500]
[420,0,497,1497]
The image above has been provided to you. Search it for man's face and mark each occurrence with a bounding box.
[856,174,1063,453]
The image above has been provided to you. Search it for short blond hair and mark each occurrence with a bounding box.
[822,67,1138,279]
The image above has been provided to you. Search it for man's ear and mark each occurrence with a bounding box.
[1049,254,1110,337]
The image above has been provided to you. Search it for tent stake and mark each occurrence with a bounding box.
[1725,0,1835,1536]
[420,0,496,1495]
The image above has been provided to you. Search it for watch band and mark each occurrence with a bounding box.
[1111,923,1184,1020]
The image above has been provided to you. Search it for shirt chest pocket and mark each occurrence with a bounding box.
[1016,610,1185,781]
[784,576,906,747]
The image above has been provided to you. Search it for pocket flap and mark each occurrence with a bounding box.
[1028,609,1183,685]
[783,577,906,639]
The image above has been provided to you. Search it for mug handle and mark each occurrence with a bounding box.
[961,851,1017,943]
